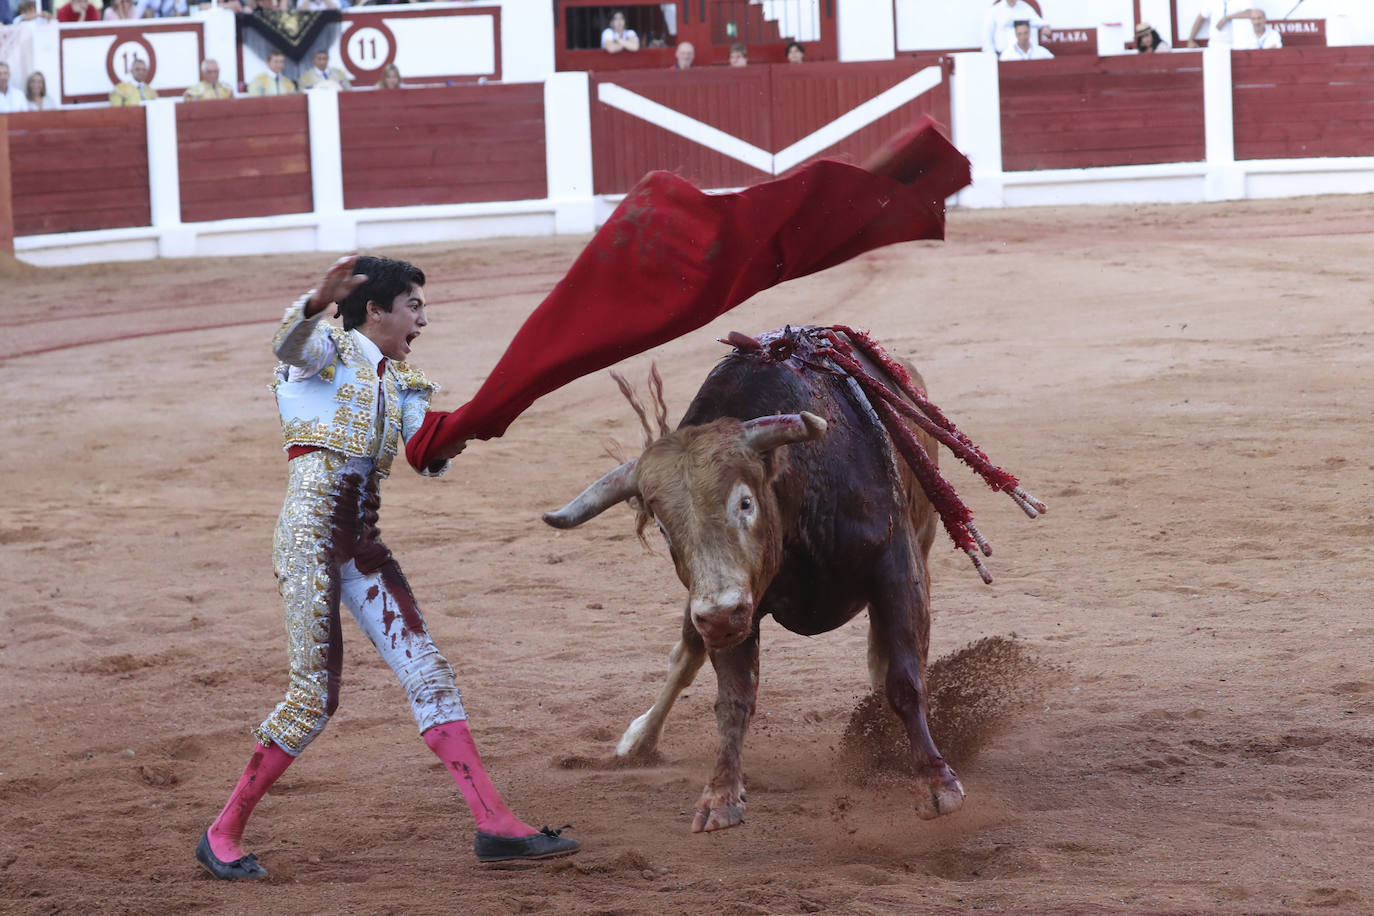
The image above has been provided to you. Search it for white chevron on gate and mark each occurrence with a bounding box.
[595,65,945,176]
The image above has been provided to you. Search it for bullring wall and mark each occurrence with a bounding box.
[8,47,1374,265]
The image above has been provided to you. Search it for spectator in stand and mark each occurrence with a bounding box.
[673,40,694,69]
[25,70,51,110]
[110,57,157,105]
[0,63,27,112]
[1134,22,1170,52]
[982,0,1048,56]
[299,49,352,90]
[103,0,136,18]
[377,64,402,89]
[1000,20,1054,60]
[136,0,189,16]
[247,49,296,95]
[785,39,805,63]
[600,10,639,53]
[728,42,747,66]
[56,0,99,21]
[1236,9,1282,48]
[1,0,12,24]
[1187,2,1258,48]
[185,58,234,100]
[14,0,51,21]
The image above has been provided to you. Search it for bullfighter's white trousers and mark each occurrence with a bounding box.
[255,450,467,755]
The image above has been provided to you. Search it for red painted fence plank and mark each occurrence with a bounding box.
[1233,45,1374,160]
[339,84,547,209]
[8,108,150,235]
[1000,55,1205,171]
[176,94,312,224]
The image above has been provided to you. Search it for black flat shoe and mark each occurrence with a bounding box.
[474,825,580,863]
[196,830,268,880]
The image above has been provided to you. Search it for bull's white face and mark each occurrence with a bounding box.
[636,422,786,651]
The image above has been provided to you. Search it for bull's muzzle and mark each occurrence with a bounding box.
[690,589,754,650]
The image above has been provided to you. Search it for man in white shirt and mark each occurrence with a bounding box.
[1000,21,1055,60]
[983,0,1049,56]
[0,63,28,112]
[1187,1,1259,48]
[1234,9,1283,49]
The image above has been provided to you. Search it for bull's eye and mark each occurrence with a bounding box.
[739,496,753,512]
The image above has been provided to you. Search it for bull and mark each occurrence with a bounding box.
[543,325,1041,832]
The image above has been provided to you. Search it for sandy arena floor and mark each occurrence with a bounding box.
[2,194,1372,915]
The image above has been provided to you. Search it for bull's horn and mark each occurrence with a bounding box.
[542,459,639,529]
[740,411,828,452]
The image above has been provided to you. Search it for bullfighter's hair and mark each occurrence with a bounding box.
[334,256,426,331]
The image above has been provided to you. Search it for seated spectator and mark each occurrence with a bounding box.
[136,0,189,16]
[0,63,26,112]
[110,57,157,106]
[377,63,401,90]
[1001,20,1054,60]
[15,0,53,20]
[25,70,51,110]
[56,0,99,21]
[247,49,297,95]
[298,49,352,90]
[1135,22,1170,52]
[601,10,639,53]
[1236,10,1283,49]
[785,40,805,63]
[184,58,233,100]
[983,0,1048,55]
[673,40,694,69]
[728,42,747,67]
[103,0,136,18]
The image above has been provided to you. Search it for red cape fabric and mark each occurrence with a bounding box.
[407,118,971,472]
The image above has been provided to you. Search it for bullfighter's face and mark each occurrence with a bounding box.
[362,283,427,362]
[635,421,787,651]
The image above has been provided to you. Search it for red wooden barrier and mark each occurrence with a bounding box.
[177,95,312,223]
[1233,46,1374,160]
[338,84,547,210]
[0,115,12,255]
[1000,54,1205,171]
[8,107,150,236]
[591,58,951,195]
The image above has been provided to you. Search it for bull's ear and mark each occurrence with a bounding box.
[542,459,639,529]
[740,411,827,453]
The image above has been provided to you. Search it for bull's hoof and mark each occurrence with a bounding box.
[614,710,658,758]
[691,784,746,833]
[914,765,966,820]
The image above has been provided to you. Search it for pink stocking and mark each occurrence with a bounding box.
[423,721,535,837]
[207,742,294,861]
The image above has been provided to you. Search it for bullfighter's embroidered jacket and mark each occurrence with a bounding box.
[271,295,447,478]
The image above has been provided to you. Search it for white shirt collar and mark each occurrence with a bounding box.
[352,328,385,371]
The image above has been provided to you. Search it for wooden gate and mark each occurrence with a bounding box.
[589,58,952,194]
